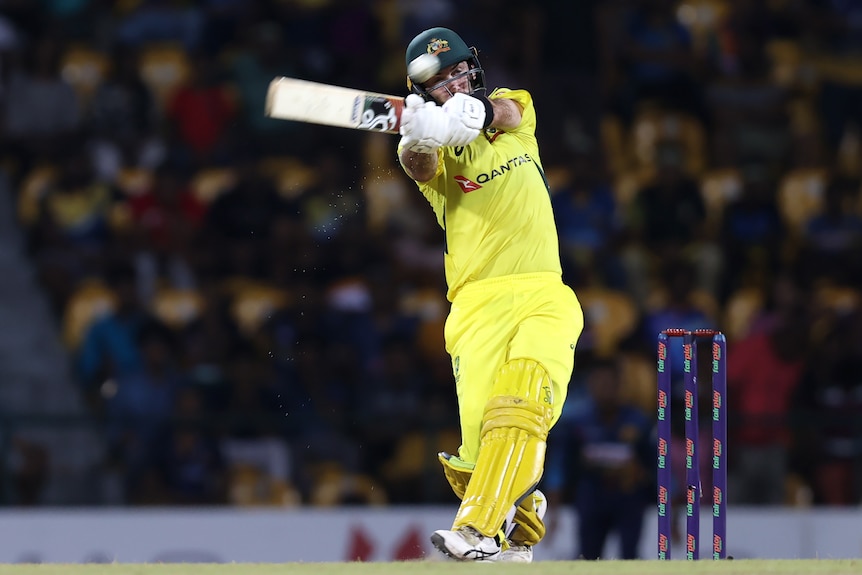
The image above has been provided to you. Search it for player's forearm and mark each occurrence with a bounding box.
[487,98,522,131]
[400,149,438,182]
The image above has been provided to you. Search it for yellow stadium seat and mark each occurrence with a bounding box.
[700,168,743,232]
[108,200,134,232]
[723,287,764,341]
[766,39,804,89]
[613,168,652,212]
[814,284,860,314]
[578,288,639,356]
[191,167,237,205]
[17,165,57,227]
[837,127,861,178]
[631,110,662,170]
[63,280,118,349]
[543,165,572,196]
[807,283,861,344]
[631,110,706,175]
[138,43,190,109]
[691,290,721,322]
[777,168,828,233]
[787,97,820,139]
[311,470,387,506]
[619,352,657,417]
[362,131,396,168]
[228,281,290,336]
[678,116,707,175]
[601,114,630,175]
[362,163,411,232]
[228,464,301,507]
[675,0,730,55]
[60,45,110,105]
[258,156,318,200]
[400,288,448,360]
[116,166,154,198]
[151,287,205,329]
[784,472,814,507]
[369,185,415,233]
[382,428,461,483]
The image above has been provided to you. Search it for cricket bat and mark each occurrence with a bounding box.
[265,77,405,134]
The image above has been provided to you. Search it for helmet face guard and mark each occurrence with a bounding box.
[405,27,486,101]
[409,47,486,100]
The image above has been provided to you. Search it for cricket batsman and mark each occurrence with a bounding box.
[397,27,584,562]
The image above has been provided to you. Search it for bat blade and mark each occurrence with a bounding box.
[265,77,404,134]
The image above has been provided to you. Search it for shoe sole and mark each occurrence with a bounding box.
[430,533,457,560]
[499,553,532,563]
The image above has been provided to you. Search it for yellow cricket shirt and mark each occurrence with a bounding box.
[410,88,562,301]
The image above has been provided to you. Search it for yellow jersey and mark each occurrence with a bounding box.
[409,88,562,301]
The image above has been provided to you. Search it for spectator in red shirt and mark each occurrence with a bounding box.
[166,56,236,161]
[128,164,205,300]
[726,301,809,504]
[129,164,205,250]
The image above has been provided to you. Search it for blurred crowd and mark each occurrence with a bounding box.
[1,0,861,509]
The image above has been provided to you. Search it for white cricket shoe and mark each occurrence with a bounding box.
[430,526,502,561]
[499,489,548,563]
[499,544,533,563]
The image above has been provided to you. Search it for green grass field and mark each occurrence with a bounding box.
[3,560,861,575]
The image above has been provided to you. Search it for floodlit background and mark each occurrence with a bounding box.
[0,0,861,563]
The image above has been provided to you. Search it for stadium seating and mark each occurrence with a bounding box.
[62,280,118,350]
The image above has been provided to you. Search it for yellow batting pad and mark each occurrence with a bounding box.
[510,492,546,546]
[440,450,545,546]
[452,358,554,537]
[438,452,474,500]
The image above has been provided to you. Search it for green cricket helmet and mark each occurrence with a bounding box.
[405,27,485,99]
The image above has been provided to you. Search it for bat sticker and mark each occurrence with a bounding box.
[355,96,401,132]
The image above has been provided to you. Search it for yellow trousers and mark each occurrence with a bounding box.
[444,272,583,464]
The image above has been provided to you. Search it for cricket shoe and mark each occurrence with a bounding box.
[499,489,548,563]
[499,544,533,563]
[430,526,502,561]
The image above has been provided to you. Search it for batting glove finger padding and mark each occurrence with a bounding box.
[443,92,487,131]
[405,94,425,109]
[444,119,481,146]
[402,100,479,152]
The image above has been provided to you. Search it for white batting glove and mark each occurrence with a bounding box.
[399,94,425,136]
[401,103,446,154]
[400,97,478,152]
[443,93,487,132]
[444,117,481,146]
[400,102,453,154]
[399,95,434,153]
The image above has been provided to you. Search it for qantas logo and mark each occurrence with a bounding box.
[454,175,482,193]
[454,154,536,192]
